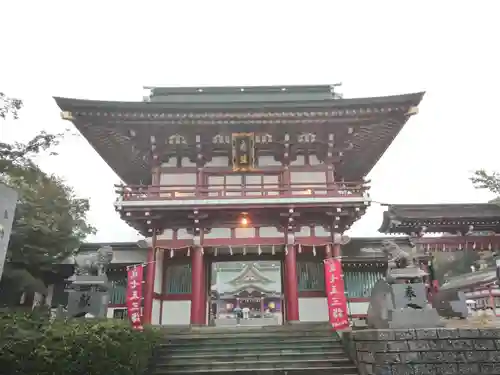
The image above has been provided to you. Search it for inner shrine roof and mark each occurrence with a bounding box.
[379,203,500,234]
[213,262,281,295]
[440,267,497,291]
[341,237,411,261]
[54,88,424,185]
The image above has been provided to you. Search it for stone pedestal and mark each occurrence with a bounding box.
[65,275,110,318]
[367,280,443,329]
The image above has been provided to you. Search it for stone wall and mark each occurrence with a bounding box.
[343,327,500,375]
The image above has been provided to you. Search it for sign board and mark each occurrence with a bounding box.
[232,133,255,171]
[0,183,18,280]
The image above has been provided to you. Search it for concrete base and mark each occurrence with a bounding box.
[388,308,445,329]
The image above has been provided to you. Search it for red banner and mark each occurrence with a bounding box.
[126,265,144,330]
[324,258,349,330]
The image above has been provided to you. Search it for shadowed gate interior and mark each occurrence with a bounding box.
[207,254,285,327]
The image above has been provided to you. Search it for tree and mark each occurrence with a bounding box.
[470,169,500,196]
[0,92,23,120]
[0,92,95,306]
[432,250,480,284]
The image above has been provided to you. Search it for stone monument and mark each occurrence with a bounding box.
[65,246,114,318]
[367,240,444,328]
[0,183,18,281]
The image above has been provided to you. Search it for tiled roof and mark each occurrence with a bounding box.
[440,268,497,290]
[54,90,424,184]
[379,204,500,234]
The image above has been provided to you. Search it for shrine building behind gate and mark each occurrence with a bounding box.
[54,85,424,325]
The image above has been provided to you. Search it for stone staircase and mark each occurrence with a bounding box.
[150,324,358,374]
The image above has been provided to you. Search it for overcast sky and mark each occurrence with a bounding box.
[1,1,498,242]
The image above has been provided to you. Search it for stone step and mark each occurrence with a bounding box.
[160,323,331,335]
[155,367,358,375]
[154,358,357,374]
[165,329,336,340]
[163,335,340,347]
[150,325,356,374]
[159,340,342,355]
[159,322,331,334]
[154,367,359,374]
[165,346,345,358]
[161,351,349,365]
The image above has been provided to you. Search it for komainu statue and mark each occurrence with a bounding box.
[73,245,114,276]
[380,240,428,281]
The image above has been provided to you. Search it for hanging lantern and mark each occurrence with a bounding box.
[268,302,275,309]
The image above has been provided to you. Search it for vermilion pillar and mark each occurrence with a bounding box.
[333,242,341,258]
[285,244,299,322]
[199,254,207,325]
[190,246,204,325]
[325,244,333,259]
[143,231,157,324]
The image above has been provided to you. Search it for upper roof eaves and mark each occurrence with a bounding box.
[53,91,425,112]
[387,203,500,220]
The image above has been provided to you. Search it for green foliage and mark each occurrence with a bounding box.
[4,165,96,267]
[471,169,500,196]
[0,131,62,172]
[0,92,95,299]
[0,310,161,375]
[0,164,96,297]
[432,250,480,284]
[0,92,23,120]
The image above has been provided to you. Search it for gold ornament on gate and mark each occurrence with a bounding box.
[232,133,255,171]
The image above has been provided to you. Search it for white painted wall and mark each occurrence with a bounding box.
[235,227,256,238]
[347,301,369,316]
[296,226,312,237]
[154,250,163,293]
[158,229,174,240]
[152,299,161,325]
[205,228,231,239]
[107,307,121,318]
[161,300,191,326]
[299,297,329,322]
[205,156,229,167]
[177,229,193,240]
[257,155,281,166]
[315,226,331,237]
[260,227,281,237]
[298,298,369,322]
[159,173,197,197]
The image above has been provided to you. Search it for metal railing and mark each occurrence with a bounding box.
[116,181,368,201]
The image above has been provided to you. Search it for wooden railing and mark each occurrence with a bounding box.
[116,181,368,201]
